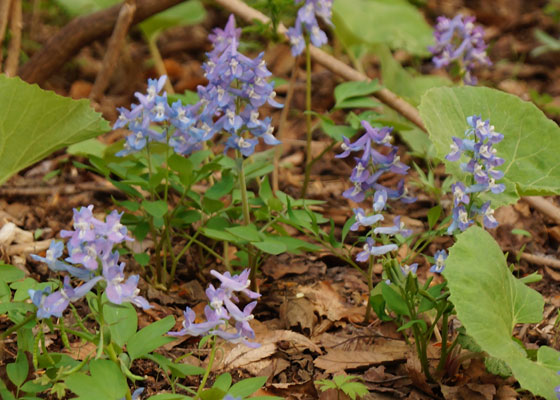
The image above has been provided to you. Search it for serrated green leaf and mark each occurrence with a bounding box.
[444,226,560,399]
[127,315,175,361]
[419,86,560,206]
[0,76,109,185]
[333,0,434,56]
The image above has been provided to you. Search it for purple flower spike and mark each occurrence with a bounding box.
[429,14,491,85]
[287,0,333,56]
[210,270,261,299]
[430,250,447,274]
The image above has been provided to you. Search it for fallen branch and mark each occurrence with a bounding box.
[90,0,137,101]
[5,0,22,76]
[213,0,425,131]
[19,0,184,84]
[214,0,560,224]
[0,0,12,67]
[520,252,560,271]
[523,196,560,225]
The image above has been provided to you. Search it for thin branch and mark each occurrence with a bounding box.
[520,252,560,270]
[212,0,426,131]
[0,0,12,67]
[523,196,560,225]
[214,0,560,223]
[90,0,137,101]
[19,0,184,84]
[5,0,22,77]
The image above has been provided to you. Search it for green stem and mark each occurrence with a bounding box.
[181,233,225,262]
[301,37,313,198]
[237,152,257,290]
[364,257,374,323]
[196,337,217,399]
[95,290,105,359]
[0,313,35,339]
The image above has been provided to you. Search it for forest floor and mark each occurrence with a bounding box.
[2,0,560,399]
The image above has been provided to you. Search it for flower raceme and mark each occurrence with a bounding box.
[30,205,150,318]
[168,269,261,348]
[429,14,491,85]
[114,15,282,158]
[287,0,333,56]
[445,116,504,234]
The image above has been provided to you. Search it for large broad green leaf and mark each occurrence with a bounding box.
[333,0,434,56]
[444,226,560,399]
[0,76,109,185]
[419,86,560,206]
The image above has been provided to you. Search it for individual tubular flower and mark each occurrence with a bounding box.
[169,269,261,348]
[373,216,412,237]
[350,208,383,231]
[355,238,398,262]
[445,116,504,234]
[30,205,151,319]
[430,250,447,274]
[400,263,418,276]
[429,14,491,85]
[287,0,333,56]
[195,15,282,158]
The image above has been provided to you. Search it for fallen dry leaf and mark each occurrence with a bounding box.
[299,281,365,323]
[440,383,496,400]
[314,340,410,374]
[262,257,310,280]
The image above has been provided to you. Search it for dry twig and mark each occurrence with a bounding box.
[523,196,560,225]
[90,0,137,101]
[5,0,22,76]
[0,0,12,67]
[520,252,560,270]
[19,0,184,84]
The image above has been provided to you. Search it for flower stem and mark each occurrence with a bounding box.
[364,257,374,323]
[0,313,35,339]
[237,152,257,290]
[196,336,217,399]
[301,37,313,198]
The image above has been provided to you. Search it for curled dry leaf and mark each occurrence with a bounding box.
[299,281,365,323]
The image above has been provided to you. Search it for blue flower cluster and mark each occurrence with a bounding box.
[429,14,491,85]
[337,120,415,207]
[29,205,150,318]
[114,15,282,158]
[337,121,415,263]
[198,15,282,156]
[287,0,333,56]
[168,269,260,348]
[445,115,505,234]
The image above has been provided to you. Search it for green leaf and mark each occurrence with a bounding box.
[381,282,410,316]
[142,200,168,218]
[212,373,232,391]
[205,172,235,200]
[444,226,560,399]
[168,363,205,378]
[127,315,175,361]
[225,225,262,242]
[103,302,138,348]
[7,351,28,387]
[0,264,25,283]
[228,376,267,398]
[427,205,442,229]
[53,0,119,16]
[139,0,206,40]
[419,86,560,206]
[67,138,107,158]
[252,239,287,255]
[148,394,192,400]
[320,119,357,142]
[335,97,382,110]
[0,76,109,185]
[201,228,237,242]
[333,80,382,109]
[133,253,151,267]
[65,359,127,400]
[333,0,434,56]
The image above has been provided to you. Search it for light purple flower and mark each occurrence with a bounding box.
[355,238,397,262]
[373,216,412,237]
[430,249,447,274]
[400,263,418,276]
[350,208,383,231]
